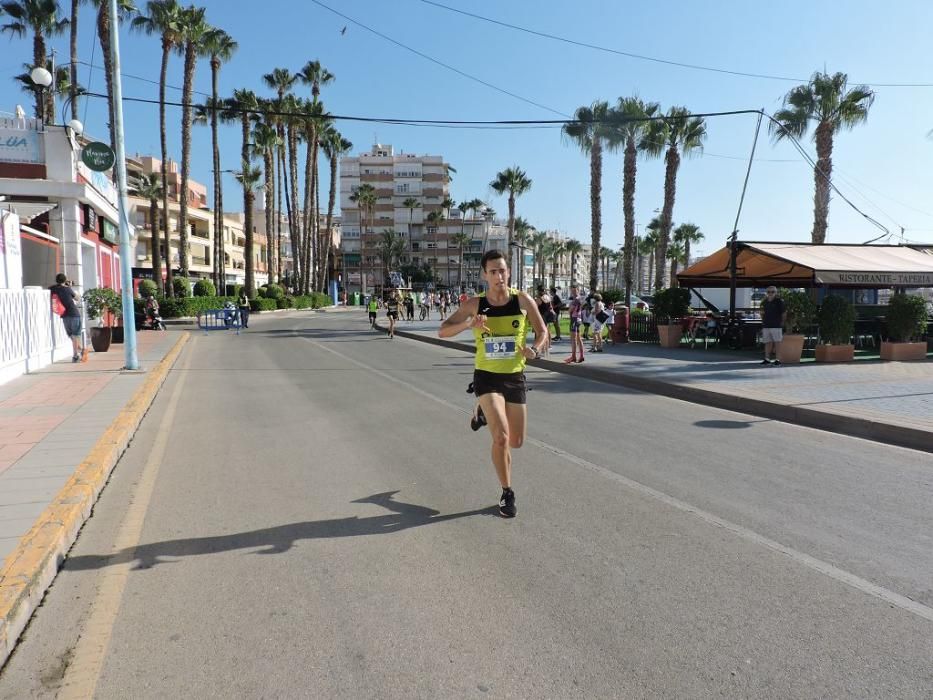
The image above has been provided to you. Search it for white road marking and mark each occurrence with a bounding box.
[58,342,194,699]
[300,330,933,625]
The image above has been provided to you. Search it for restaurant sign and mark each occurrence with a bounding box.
[819,271,933,286]
[0,126,43,164]
[102,218,118,244]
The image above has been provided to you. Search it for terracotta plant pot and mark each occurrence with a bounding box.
[657,323,683,349]
[814,344,854,363]
[90,326,112,353]
[777,333,806,364]
[879,341,927,361]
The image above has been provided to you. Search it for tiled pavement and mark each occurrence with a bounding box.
[0,331,181,563]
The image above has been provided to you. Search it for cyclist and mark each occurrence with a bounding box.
[439,249,548,518]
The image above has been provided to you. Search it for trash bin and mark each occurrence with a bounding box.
[611,304,629,343]
[351,292,360,306]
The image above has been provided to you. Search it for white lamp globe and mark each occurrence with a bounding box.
[30,66,53,88]
[67,119,84,135]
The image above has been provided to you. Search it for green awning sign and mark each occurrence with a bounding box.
[81,142,115,172]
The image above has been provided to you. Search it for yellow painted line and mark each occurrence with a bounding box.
[58,339,193,699]
[0,332,190,670]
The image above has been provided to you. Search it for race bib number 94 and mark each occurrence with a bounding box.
[484,336,517,359]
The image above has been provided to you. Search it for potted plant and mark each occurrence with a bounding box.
[880,293,928,361]
[777,289,816,364]
[815,294,855,362]
[83,287,121,352]
[652,287,692,348]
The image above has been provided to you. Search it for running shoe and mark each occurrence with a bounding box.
[470,405,487,431]
[499,487,516,518]
[760,359,771,365]
[576,357,585,363]
[772,360,782,366]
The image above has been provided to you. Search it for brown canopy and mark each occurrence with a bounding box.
[677,242,933,288]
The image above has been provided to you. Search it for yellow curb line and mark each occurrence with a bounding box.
[0,332,190,670]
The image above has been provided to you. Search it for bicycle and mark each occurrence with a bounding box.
[419,303,428,321]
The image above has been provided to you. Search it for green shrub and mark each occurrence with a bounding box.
[277,295,294,309]
[630,307,650,317]
[652,287,691,323]
[193,279,216,297]
[293,295,311,310]
[263,283,285,300]
[138,279,158,298]
[225,284,242,297]
[818,295,856,345]
[157,297,187,318]
[172,276,192,298]
[250,298,277,312]
[83,287,122,321]
[599,289,625,306]
[780,289,816,333]
[886,293,928,342]
[311,292,330,308]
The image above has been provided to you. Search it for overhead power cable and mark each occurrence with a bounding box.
[307,0,570,118]
[73,59,211,98]
[416,0,933,88]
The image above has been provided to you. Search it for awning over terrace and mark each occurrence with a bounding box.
[677,242,933,288]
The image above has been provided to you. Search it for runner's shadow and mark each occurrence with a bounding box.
[64,491,497,572]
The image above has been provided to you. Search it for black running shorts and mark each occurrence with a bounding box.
[473,369,526,405]
[387,311,398,320]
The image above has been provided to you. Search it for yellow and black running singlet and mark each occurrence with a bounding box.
[473,289,528,374]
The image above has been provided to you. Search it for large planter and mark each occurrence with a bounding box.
[658,323,683,349]
[111,326,124,344]
[815,343,854,363]
[880,341,927,361]
[777,333,806,364]
[90,327,112,353]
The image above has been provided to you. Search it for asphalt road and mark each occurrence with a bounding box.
[2,310,932,699]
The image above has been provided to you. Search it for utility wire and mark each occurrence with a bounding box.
[73,59,211,98]
[307,0,570,118]
[417,0,933,88]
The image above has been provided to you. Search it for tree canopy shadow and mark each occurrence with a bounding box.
[64,491,497,572]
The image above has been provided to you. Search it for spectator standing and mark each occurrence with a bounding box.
[591,294,610,352]
[549,287,563,341]
[760,286,786,365]
[49,273,83,362]
[237,287,250,329]
[565,285,585,363]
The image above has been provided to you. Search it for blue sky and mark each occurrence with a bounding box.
[4,0,933,258]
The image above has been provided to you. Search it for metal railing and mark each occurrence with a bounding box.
[0,288,73,385]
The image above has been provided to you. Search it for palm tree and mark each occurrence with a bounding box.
[612,96,659,309]
[1,0,69,121]
[672,222,703,270]
[771,71,875,244]
[564,238,583,286]
[490,167,531,284]
[440,196,455,285]
[549,240,566,290]
[175,5,208,279]
[425,209,444,286]
[298,99,325,294]
[132,172,164,294]
[638,220,661,292]
[15,60,83,103]
[234,165,261,296]
[450,230,470,290]
[529,230,548,287]
[666,241,687,287]
[467,198,485,278]
[642,107,706,289]
[68,0,81,120]
[91,0,136,153]
[321,127,352,293]
[599,245,613,290]
[349,183,376,293]
[252,122,280,282]
[132,0,183,296]
[202,27,236,292]
[402,196,420,255]
[513,216,533,289]
[377,229,406,283]
[262,68,298,281]
[562,100,617,291]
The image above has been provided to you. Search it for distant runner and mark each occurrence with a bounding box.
[368,295,378,328]
[439,250,547,518]
[385,289,401,339]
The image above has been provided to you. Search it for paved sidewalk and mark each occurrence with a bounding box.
[0,331,182,563]
[377,314,933,452]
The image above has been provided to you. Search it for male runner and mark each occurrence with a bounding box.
[367,295,378,328]
[385,289,401,338]
[439,250,548,518]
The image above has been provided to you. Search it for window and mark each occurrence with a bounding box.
[426,226,437,235]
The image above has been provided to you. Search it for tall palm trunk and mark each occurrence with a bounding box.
[812,121,833,244]
[240,112,253,295]
[286,125,301,290]
[210,61,223,293]
[588,140,602,291]
[178,41,197,279]
[149,196,162,292]
[96,7,116,152]
[158,38,173,296]
[302,130,312,294]
[647,251,654,291]
[263,149,275,284]
[655,146,680,290]
[32,34,47,120]
[323,154,338,294]
[313,136,324,291]
[69,0,79,120]
[275,142,284,283]
[622,135,637,311]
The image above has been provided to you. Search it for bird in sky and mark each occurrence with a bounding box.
[340,25,347,35]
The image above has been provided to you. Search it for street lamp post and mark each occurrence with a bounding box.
[108,0,139,370]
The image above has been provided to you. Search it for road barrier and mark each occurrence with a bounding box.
[196,308,240,335]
